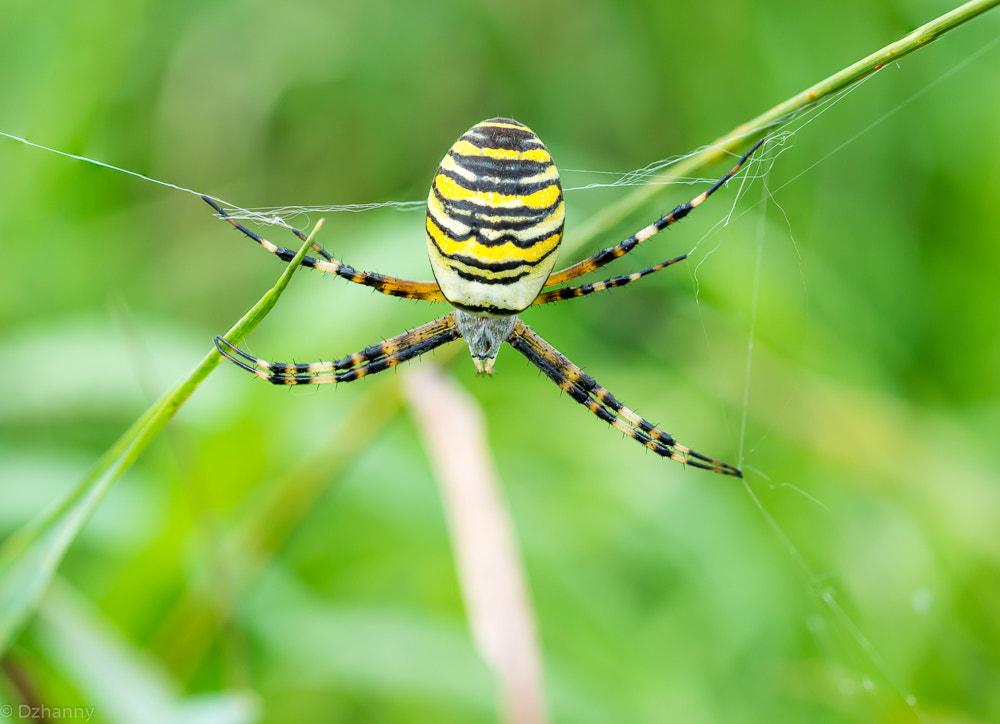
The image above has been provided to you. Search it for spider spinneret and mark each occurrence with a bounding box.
[211,117,763,477]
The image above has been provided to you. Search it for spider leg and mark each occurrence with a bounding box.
[215,314,460,385]
[544,138,764,287]
[532,254,687,305]
[203,196,447,302]
[507,319,741,477]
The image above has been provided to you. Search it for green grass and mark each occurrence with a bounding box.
[0,215,319,652]
[2,1,1000,722]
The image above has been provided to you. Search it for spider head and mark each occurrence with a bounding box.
[453,310,517,375]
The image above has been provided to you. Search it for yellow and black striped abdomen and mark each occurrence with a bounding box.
[426,118,564,315]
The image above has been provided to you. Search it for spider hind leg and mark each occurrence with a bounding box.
[203,196,447,302]
[543,137,765,287]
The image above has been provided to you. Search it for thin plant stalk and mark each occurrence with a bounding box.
[564,0,1000,258]
[0,220,324,653]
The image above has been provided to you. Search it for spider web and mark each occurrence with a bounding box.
[2,38,996,719]
[689,36,997,720]
[0,82,909,716]
[0,92,894,713]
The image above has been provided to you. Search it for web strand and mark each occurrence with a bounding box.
[6,44,994,718]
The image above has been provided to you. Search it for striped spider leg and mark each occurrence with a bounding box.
[506,319,741,476]
[539,136,765,294]
[215,314,460,384]
[202,195,447,302]
[215,118,759,477]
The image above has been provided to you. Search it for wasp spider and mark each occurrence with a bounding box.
[211,118,761,477]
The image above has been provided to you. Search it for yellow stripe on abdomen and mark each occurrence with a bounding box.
[434,173,562,211]
[426,117,565,315]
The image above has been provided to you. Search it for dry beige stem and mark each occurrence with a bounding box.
[402,364,546,724]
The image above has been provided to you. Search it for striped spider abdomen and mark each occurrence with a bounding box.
[425,118,565,316]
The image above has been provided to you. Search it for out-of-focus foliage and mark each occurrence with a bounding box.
[1,1,998,722]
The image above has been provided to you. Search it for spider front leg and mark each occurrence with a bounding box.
[215,314,460,385]
[507,319,741,477]
[203,196,447,302]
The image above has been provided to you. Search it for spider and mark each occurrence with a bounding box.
[211,118,762,477]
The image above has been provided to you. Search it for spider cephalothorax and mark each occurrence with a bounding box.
[211,118,762,476]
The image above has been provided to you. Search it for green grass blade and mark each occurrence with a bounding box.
[562,0,1000,259]
[0,218,323,654]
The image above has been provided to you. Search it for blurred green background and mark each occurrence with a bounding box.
[2,0,999,722]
